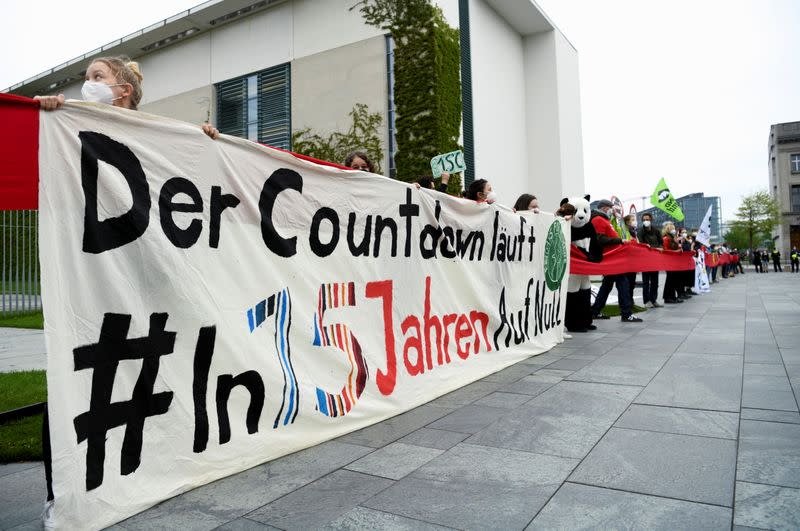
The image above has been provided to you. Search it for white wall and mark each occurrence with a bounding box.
[469,0,530,206]
[554,30,585,201]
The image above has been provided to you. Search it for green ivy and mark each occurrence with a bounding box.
[361,0,462,193]
[292,103,383,173]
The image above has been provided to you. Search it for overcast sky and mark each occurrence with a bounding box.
[3,0,799,221]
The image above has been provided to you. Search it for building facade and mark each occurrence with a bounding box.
[5,0,584,209]
[768,122,800,257]
[636,193,722,242]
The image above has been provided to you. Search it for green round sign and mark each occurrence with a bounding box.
[544,221,567,291]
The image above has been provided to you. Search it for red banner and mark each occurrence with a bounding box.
[0,94,351,211]
[570,241,694,275]
[0,94,39,210]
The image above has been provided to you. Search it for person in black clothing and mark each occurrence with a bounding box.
[791,247,799,273]
[637,213,662,308]
[753,249,762,273]
[416,172,452,193]
[771,249,783,272]
[676,229,693,299]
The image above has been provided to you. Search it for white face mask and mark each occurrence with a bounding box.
[670,230,677,235]
[680,232,687,238]
[643,220,651,228]
[81,81,122,105]
[485,191,498,203]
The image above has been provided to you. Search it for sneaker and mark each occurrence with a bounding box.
[587,324,597,330]
[621,315,643,323]
[592,314,610,320]
[644,302,654,309]
[652,301,663,308]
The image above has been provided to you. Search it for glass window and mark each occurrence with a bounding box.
[216,64,291,149]
[792,185,800,213]
[791,154,800,173]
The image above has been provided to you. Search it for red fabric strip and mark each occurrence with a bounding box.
[570,241,695,275]
[0,94,39,210]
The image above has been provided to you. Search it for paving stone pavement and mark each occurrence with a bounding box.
[2,271,799,529]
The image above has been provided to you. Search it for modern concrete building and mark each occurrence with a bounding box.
[636,193,722,242]
[768,121,800,257]
[4,0,584,209]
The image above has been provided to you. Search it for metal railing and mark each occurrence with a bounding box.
[1,210,41,317]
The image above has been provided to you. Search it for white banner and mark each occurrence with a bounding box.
[696,205,713,247]
[38,103,569,530]
[694,251,711,293]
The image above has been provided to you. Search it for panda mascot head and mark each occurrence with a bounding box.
[559,195,592,229]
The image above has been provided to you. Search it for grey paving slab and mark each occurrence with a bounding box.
[480,363,536,383]
[533,368,575,379]
[737,420,800,488]
[734,481,800,530]
[395,428,468,450]
[321,506,452,530]
[427,404,508,434]
[545,356,595,371]
[214,518,280,530]
[676,335,744,355]
[570,427,737,506]
[473,390,532,409]
[344,442,443,480]
[467,381,641,459]
[529,482,731,531]
[0,463,45,530]
[566,351,670,386]
[428,381,501,408]
[119,441,374,529]
[7,520,44,531]
[0,461,40,478]
[615,404,739,439]
[635,353,743,412]
[500,375,558,396]
[740,408,800,424]
[246,470,392,530]
[744,363,790,376]
[742,374,798,411]
[362,443,577,530]
[336,404,453,448]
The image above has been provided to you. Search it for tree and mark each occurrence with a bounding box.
[729,190,781,251]
[291,103,383,173]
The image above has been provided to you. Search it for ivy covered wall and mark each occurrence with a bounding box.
[361,0,463,194]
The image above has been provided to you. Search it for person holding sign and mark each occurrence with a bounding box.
[415,172,451,193]
[35,56,220,139]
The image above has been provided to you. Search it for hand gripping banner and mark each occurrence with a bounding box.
[3,99,570,529]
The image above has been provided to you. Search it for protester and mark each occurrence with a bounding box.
[416,172,451,193]
[637,212,663,308]
[762,250,770,273]
[465,179,496,204]
[771,248,783,272]
[589,199,642,323]
[662,222,683,304]
[792,247,799,273]
[678,229,694,298]
[344,151,376,173]
[513,194,539,213]
[752,248,763,273]
[35,56,220,139]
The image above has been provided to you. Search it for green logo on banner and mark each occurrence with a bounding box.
[544,221,567,291]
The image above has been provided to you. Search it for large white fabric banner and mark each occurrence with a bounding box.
[38,103,569,529]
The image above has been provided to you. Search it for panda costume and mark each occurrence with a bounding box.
[558,195,603,332]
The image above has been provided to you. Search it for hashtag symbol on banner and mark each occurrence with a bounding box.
[73,313,175,491]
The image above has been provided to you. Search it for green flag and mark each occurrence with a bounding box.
[650,177,685,221]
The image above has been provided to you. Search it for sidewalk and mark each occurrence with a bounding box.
[2,271,799,530]
[0,327,45,372]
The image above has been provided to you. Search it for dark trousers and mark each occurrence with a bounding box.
[663,271,679,301]
[627,272,637,303]
[592,274,633,318]
[711,266,718,281]
[774,260,782,272]
[641,272,659,304]
[792,260,799,272]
